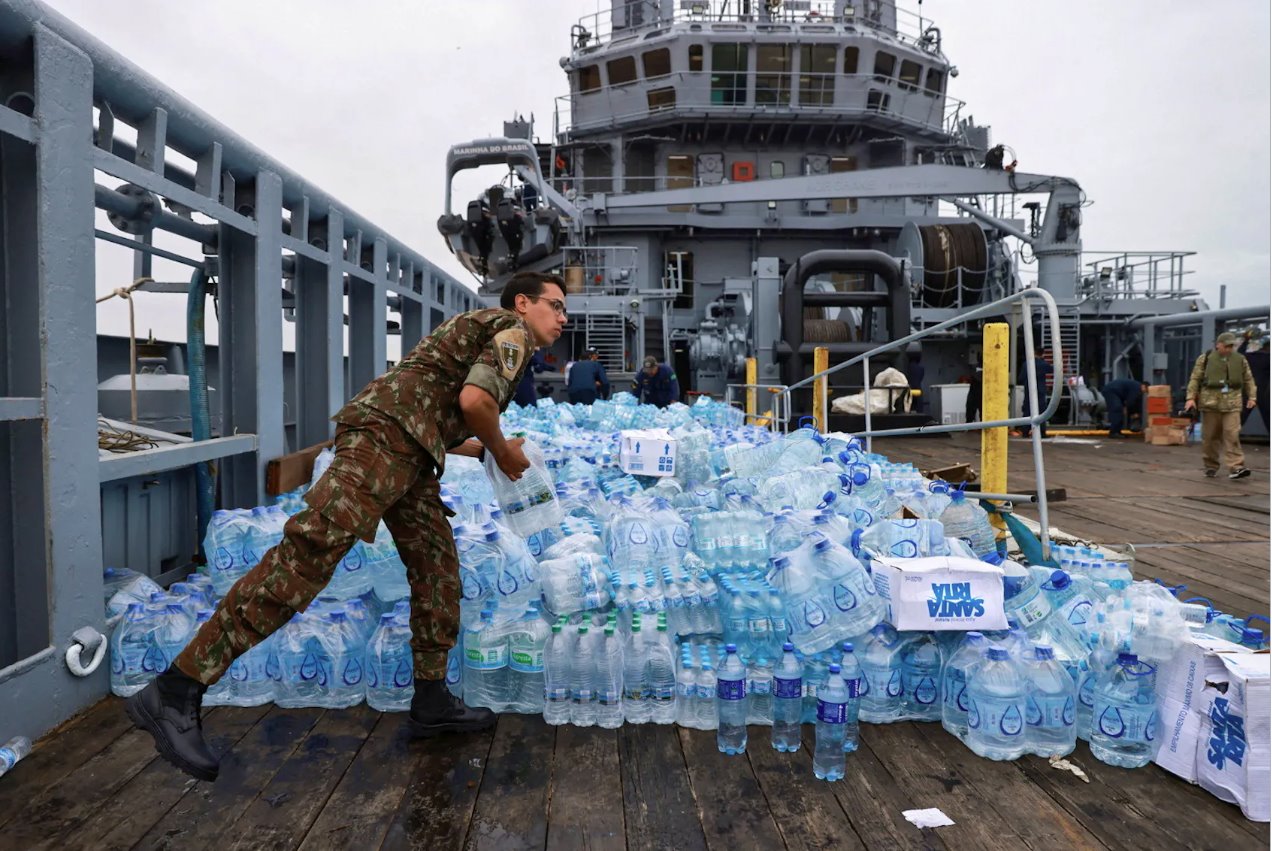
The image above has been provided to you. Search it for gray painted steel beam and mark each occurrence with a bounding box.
[348,238,387,393]
[99,434,257,483]
[0,397,41,420]
[401,262,424,350]
[0,103,33,141]
[218,172,284,507]
[0,24,107,743]
[295,208,344,447]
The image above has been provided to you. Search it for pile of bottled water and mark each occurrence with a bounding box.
[104,392,1266,782]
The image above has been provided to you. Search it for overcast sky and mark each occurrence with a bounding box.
[50,0,1270,352]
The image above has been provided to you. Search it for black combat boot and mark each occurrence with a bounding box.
[125,666,220,781]
[407,678,496,738]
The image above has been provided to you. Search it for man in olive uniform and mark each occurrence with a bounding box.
[125,272,568,782]
[1185,331,1257,479]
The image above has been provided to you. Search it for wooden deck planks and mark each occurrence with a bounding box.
[459,714,553,851]
[617,724,707,851]
[746,731,867,851]
[547,725,626,851]
[678,727,786,851]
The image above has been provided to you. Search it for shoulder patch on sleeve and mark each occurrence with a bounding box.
[493,327,528,380]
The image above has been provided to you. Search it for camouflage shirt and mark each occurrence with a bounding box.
[334,308,533,473]
[1186,350,1257,413]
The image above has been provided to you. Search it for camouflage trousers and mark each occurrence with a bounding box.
[175,415,460,684]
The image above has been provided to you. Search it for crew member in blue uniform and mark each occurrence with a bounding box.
[632,356,680,408]
[1019,349,1053,438]
[566,347,610,404]
[1101,378,1148,438]
[513,349,554,407]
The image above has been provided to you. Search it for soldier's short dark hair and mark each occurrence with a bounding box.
[501,272,566,310]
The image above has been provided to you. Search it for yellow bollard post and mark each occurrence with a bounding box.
[746,357,757,425]
[813,346,829,430]
[981,322,1009,547]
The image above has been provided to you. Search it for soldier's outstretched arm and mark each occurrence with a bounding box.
[459,385,529,480]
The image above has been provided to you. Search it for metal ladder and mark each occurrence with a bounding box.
[1040,309,1080,422]
[585,312,626,372]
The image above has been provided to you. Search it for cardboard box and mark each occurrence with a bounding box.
[1144,425,1187,445]
[1147,384,1173,397]
[618,429,677,477]
[1146,396,1172,414]
[1149,416,1194,428]
[1155,634,1250,782]
[870,555,1007,631]
[1196,653,1270,822]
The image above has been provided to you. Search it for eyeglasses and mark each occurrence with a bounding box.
[529,295,568,317]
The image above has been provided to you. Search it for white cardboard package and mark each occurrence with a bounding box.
[618,429,677,477]
[1196,652,1270,822]
[1154,634,1250,783]
[870,555,1007,632]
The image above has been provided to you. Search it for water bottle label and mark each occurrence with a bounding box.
[625,685,650,701]
[889,540,919,558]
[509,649,545,673]
[833,584,858,613]
[1094,702,1156,743]
[653,685,675,702]
[464,645,508,670]
[718,678,746,701]
[1028,695,1075,729]
[803,681,821,700]
[968,697,1025,737]
[678,682,696,699]
[801,599,828,629]
[599,689,622,706]
[341,657,364,686]
[817,699,848,724]
[141,641,169,674]
[748,678,772,695]
[1078,675,1096,709]
[1013,595,1050,629]
[771,616,788,633]
[1064,599,1093,628]
[545,686,570,703]
[0,749,15,771]
[573,688,594,704]
[943,669,966,710]
[748,617,770,633]
[697,684,714,700]
[909,675,939,705]
[845,677,862,699]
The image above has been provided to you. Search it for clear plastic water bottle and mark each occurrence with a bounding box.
[938,490,998,559]
[716,644,748,755]
[772,643,804,752]
[1025,645,1076,757]
[596,623,625,729]
[858,624,906,724]
[966,646,1028,761]
[110,602,156,697]
[814,663,849,781]
[322,611,365,708]
[542,620,571,725]
[1089,653,1158,768]
[746,659,774,726]
[649,617,678,724]
[900,632,942,722]
[941,632,988,741]
[365,613,414,712]
[229,635,276,707]
[1077,622,1118,741]
[1003,571,1053,634]
[697,661,718,731]
[622,617,651,724]
[507,608,549,714]
[0,736,31,778]
[485,438,564,537]
[446,644,464,699]
[1042,570,1095,631]
[570,623,597,727]
[463,609,508,712]
[801,652,830,725]
[839,644,863,754]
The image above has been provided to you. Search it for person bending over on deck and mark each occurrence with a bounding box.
[632,356,680,408]
[125,272,568,782]
[1101,378,1148,438]
[1185,331,1257,479]
[567,347,610,404]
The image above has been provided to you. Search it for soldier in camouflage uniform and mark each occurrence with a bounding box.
[1185,331,1257,479]
[125,272,568,782]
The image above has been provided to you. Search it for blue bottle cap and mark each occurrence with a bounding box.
[1049,570,1070,590]
[725,643,737,653]
[842,642,854,654]
[783,642,795,652]
[986,646,1010,661]
[828,663,842,674]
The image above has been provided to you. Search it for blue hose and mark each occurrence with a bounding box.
[187,267,215,562]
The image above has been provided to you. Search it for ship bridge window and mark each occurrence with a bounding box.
[607,55,638,86]
[710,44,748,105]
[867,89,891,112]
[844,46,859,74]
[756,44,792,106]
[873,50,896,82]
[643,47,671,79]
[578,65,601,93]
[899,59,922,91]
[647,86,676,111]
[924,68,945,96]
[799,44,836,106]
[688,44,704,72]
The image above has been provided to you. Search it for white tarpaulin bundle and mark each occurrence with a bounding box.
[831,367,912,415]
